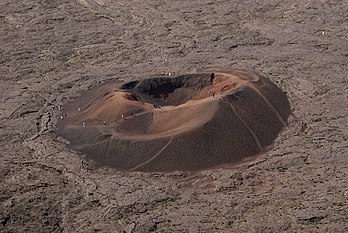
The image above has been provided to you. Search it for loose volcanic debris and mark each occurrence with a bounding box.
[55,68,291,172]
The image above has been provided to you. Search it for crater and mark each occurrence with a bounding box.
[55,68,291,172]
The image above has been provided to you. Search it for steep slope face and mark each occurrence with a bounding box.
[55,69,291,171]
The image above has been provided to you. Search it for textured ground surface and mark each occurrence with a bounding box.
[0,0,347,232]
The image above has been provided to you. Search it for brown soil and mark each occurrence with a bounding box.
[56,69,290,172]
[0,0,347,232]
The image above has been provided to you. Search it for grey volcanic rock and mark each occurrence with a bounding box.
[0,0,347,232]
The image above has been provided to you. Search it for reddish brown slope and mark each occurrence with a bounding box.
[56,69,291,172]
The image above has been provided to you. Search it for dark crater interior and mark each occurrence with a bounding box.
[121,73,214,106]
